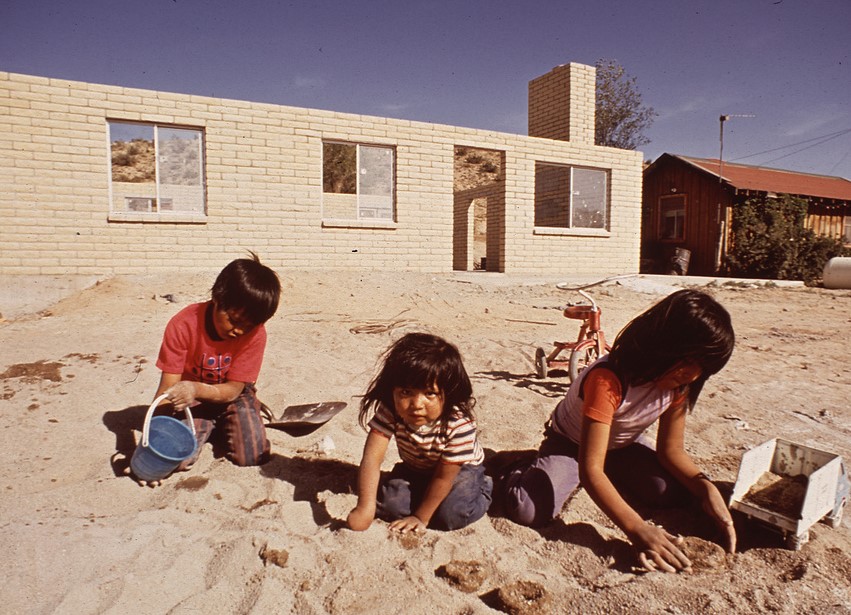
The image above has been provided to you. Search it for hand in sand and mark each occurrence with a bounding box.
[389,515,426,534]
[701,485,737,553]
[121,464,161,488]
[634,521,692,573]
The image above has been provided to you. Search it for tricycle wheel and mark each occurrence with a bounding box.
[568,340,610,382]
[535,347,548,379]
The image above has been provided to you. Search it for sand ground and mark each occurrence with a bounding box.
[1,270,849,614]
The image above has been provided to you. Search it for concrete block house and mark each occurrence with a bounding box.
[1,63,642,276]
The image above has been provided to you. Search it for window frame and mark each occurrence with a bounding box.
[321,140,397,229]
[107,120,207,223]
[658,194,687,242]
[533,161,610,236]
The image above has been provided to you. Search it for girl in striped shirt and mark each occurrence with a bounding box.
[347,333,492,533]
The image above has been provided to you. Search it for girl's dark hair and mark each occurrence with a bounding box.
[211,251,281,325]
[358,332,475,430]
[606,289,735,410]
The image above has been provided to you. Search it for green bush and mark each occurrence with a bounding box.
[725,195,848,284]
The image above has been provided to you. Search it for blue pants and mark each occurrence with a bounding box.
[377,462,493,530]
[503,427,689,527]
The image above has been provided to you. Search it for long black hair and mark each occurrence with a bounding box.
[358,332,475,430]
[606,289,735,410]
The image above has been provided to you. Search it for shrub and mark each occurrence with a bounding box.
[725,195,848,284]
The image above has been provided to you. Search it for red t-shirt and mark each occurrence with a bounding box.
[156,302,266,384]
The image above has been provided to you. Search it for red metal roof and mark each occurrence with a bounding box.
[675,155,851,202]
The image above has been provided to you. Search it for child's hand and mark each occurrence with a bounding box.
[346,505,375,531]
[389,515,426,534]
[165,381,197,410]
[121,465,162,488]
[632,521,692,573]
[700,485,737,553]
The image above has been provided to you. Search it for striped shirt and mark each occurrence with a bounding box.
[368,403,485,471]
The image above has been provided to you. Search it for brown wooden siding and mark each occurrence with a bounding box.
[642,156,730,275]
[644,155,851,276]
[806,204,847,239]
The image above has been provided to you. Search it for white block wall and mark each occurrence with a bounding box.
[0,68,642,276]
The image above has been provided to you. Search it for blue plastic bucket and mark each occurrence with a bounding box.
[130,394,197,482]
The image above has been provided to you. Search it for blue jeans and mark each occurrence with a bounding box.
[503,427,689,527]
[377,462,493,530]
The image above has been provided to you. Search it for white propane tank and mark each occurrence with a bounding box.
[823,257,851,289]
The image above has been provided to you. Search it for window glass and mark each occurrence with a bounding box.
[322,141,394,221]
[660,195,686,240]
[534,163,570,227]
[109,121,205,216]
[534,162,608,230]
[158,127,204,214]
[323,142,356,194]
[572,168,607,228]
[359,146,392,197]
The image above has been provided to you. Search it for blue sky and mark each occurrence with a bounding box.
[2,0,850,178]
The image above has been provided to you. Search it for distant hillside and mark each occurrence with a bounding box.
[454,147,501,190]
[111,138,200,184]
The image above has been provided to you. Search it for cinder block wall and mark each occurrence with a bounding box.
[0,68,641,277]
[529,63,596,145]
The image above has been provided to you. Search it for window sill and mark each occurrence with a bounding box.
[108,212,208,224]
[322,219,398,230]
[533,226,610,238]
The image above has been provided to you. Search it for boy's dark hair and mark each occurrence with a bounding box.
[211,252,281,325]
[607,289,735,410]
[358,332,475,430]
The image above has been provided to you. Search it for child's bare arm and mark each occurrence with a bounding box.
[347,431,389,531]
[156,372,245,409]
[580,416,692,573]
[657,404,737,553]
[389,462,462,533]
[155,372,181,398]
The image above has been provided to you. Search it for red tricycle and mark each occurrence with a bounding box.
[535,286,611,382]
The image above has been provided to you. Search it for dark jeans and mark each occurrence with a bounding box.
[377,462,493,530]
[503,426,689,527]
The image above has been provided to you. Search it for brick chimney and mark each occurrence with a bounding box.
[528,62,596,145]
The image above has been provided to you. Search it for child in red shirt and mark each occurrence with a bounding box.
[140,252,281,486]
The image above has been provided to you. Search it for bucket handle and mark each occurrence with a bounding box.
[141,393,197,448]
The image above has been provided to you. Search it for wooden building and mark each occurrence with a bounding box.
[642,154,851,276]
